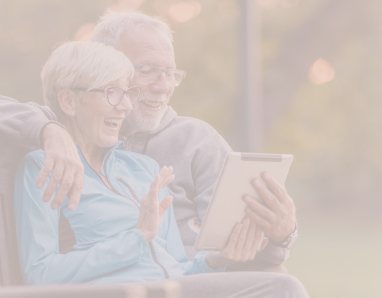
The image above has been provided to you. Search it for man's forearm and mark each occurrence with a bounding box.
[0,96,58,149]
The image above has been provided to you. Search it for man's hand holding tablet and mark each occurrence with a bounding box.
[204,171,296,270]
[244,172,297,243]
[195,152,298,253]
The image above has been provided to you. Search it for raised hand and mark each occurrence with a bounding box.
[136,166,175,242]
[205,218,269,269]
[37,123,84,211]
[244,172,296,242]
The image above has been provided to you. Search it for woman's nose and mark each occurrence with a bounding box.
[115,93,133,114]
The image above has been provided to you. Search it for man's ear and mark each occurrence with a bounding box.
[57,89,77,117]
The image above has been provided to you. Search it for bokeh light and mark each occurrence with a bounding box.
[308,58,335,84]
[168,1,201,23]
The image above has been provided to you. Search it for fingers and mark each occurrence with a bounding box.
[251,178,282,211]
[50,168,75,210]
[244,195,275,223]
[260,173,289,204]
[158,166,174,189]
[232,218,250,262]
[149,174,161,195]
[158,195,173,217]
[40,124,85,210]
[163,174,175,188]
[42,162,64,206]
[242,220,257,261]
[67,172,83,211]
[36,157,55,189]
[249,225,263,260]
[245,207,272,233]
[224,223,243,257]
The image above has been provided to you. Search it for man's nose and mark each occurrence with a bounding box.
[150,71,170,94]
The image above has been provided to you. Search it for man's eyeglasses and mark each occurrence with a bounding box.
[71,86,141,106]
[133,65,186,87]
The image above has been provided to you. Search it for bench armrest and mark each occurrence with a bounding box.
[0,280,181,298]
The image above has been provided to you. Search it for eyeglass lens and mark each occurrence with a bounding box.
[138,66,184,86]
[106,87,140,105]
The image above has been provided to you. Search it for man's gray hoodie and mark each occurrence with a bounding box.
[0,95,288,263]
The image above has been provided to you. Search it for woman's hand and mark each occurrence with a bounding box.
[136,166,175,242]
[205,218,269,270]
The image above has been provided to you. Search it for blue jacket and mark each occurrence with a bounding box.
[14,140,224,285]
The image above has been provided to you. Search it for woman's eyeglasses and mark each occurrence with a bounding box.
[71,86,141,105]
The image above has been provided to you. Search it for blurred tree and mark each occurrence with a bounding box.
[1,0,382,219]
[263,0,382,217]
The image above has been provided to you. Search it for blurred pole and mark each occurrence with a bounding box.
[237,0,263,152]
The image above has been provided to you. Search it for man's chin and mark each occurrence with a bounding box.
[128,112,163,132]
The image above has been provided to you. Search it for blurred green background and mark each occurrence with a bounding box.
[1,0,381,296]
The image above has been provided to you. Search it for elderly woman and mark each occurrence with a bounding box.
[14,41,308,297]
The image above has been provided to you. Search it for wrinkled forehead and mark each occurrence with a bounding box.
[119,27,175,68]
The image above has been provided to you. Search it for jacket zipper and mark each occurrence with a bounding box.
[116,176,141,205]
[149,242,169,279]
[116,176,169,279]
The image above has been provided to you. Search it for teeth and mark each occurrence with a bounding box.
[104,118,123,125]
[141,101,162,107]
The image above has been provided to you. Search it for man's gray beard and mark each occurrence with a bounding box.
[126,95,168,132]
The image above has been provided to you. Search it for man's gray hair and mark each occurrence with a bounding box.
[41,41,133,122]
[91,9,173,49]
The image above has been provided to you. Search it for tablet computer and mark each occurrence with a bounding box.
[194,152,293,251]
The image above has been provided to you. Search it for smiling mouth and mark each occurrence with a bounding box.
[104,118,123,128]
[140,100,163,108]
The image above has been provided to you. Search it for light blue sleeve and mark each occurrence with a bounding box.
[14,151,150,285]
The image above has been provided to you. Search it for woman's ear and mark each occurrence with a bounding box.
[57,89,77,117]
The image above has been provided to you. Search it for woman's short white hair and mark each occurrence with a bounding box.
[91,9,173,49]
[42,41,133,122]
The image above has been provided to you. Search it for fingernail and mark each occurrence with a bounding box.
[254,179,261,187]
[243,196,251,203]
[37,182,43,188]
[263,173,271,180]
[51,203,59,210]
[68,203,76,211]
[43,196,50,202]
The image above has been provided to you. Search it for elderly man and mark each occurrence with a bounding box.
[0,10,298,270]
